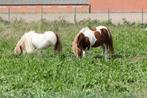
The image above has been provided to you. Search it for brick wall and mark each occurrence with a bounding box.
[90,0,147,12]
[0,6,89,13]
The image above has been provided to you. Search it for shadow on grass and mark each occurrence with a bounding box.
[94,55,103,59]
[112,54,123,59]
[94,53,124,59]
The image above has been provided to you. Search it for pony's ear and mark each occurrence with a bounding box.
[77,33,85,49]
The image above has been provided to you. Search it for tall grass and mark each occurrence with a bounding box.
[0,18,147,98]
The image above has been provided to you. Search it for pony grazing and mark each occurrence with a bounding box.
[72,26,114,59]
[14,31,62,55]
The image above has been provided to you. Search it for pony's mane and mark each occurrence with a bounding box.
[79,27,90,33]
[25,30,35,34]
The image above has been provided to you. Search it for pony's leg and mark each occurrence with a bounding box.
[102,44,108,61]
[108,44,114,58]
[25,39,34,54]
[77,48,83,58]
[86,49,92,58]
[101,45,105,55]
[83,51,85,57]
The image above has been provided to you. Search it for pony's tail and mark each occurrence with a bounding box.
[54,33,62,52]
[107,29,114,56]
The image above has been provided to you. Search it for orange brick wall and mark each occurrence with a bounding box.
[90,0,147,12]
[0,6,89,13]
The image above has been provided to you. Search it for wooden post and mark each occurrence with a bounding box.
[8,7,10,22]
[142,8,144,26]
[108,8,110,21]
[41,6,43,21]
[74,7,77,24]
[40,7,44,31]
[89,4,91,13]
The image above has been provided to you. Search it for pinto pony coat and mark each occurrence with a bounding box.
[14,31,62,55]
[72,26,114,59]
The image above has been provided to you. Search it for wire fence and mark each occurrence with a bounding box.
[0,7,147,24]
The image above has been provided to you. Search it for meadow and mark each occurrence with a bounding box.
[0,18,147,98]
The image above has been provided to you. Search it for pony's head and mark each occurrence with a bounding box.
[14,34,26,55]
[14,46,22,55]
[14,43,24,55]
[72,33,90,58]
[54,33,62,52]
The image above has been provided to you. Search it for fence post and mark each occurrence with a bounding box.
[142,8,144,27]
[74,7,77,24]
[108,8,110,22]
[89,4,91,13]
[41,6,43,21]
[8,7,10,22]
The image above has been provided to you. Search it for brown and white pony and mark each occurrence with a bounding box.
[72,26,114,59]
[14,31,62,55]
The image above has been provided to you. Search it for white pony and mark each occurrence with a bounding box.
[14,31,62,55]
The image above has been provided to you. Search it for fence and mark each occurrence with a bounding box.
[0,7,147,24]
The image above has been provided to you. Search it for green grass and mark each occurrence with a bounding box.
[0,18,147,98]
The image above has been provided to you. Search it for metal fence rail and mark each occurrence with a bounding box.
[0,7,146,24]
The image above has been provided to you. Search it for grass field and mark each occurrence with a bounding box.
[0,18,147,98]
